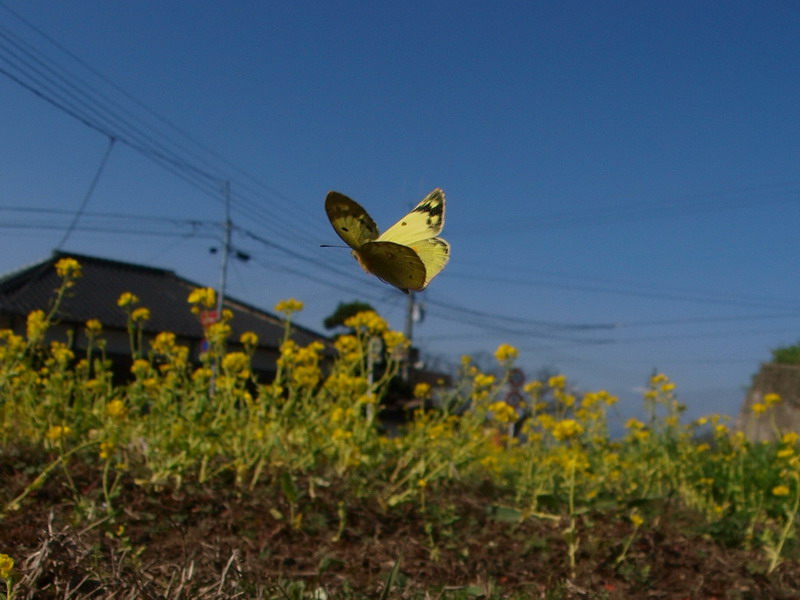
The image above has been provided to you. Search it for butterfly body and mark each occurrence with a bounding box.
[325,189,450,293]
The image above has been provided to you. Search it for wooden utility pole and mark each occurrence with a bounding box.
[217,181,232,316]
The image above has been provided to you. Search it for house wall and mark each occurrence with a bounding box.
[736,363,800,442]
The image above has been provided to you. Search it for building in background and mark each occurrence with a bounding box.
[0,251,333,381]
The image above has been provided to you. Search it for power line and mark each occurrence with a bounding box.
[0,12,329,250]
[445,270,800,313]
[56,135,116,250]
[459,181,800,235]
[0,222,221,240]
[0,1,325,242]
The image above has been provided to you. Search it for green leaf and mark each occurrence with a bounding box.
[280,472,299,504]
[486,505,523,523]
[378,558,401,600]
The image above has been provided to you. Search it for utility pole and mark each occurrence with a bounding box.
[217,181,232,316]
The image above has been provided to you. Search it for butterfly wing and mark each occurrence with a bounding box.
[411,237,450,287]
[325,191,380,249]
[378,188,445,245]
[355,241,427,293]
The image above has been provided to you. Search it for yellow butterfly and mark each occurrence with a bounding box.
[325,188,450,294]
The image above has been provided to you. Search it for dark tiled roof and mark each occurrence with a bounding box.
[0,251,330,350]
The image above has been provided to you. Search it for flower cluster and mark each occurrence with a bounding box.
[187,287,217,313]
[344,310,388,334]
[274,298,304,316]
[494,343,519,364]
[55,257,82,284]
[117,292,139,308]
[0,553,13,580]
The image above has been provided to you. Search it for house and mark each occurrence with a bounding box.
[0,251,332,381]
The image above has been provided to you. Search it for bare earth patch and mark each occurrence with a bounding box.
[2,458,800,599]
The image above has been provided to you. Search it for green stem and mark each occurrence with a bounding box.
[101,458,115,518]
[767,478,800,574]
[2,440,100,519]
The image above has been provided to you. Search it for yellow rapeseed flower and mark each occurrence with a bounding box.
[333,335,360,361]
[26,309,48,342]
[0,553,13,580]
[782,432,799,446]
[629,511,644,528]
[772,485,791,497]
[331,406,346,424]
[50,341,74,365]
[192,367,213,383]
[296,341,325,363]
[494,343,519,363]
[324,372,368,397]
[551,419,584,441]
[751,402,767,415]
[344,310,387,334]
[357,393,377,405]
[413,382,432,400]
[45,425,72,441]
[206,321,231,346]
[55,257,82,280]
[117,292,139,307]
[488,400,517,424]
[106,399,128,419]
[474,373,496,388]
[731,431,747,446]
[557,391,576,407]
[274,298,304,316]
[548,374,566,389]
[131,307,150,322]
[222,352,250,376]
[292,364,320,388]
[99,441,114,460]
[650,373,669,385]
[331,427,352,441]
[764,393,782,406]
[383,330,409,352]
[524,380,542,396]
[151,332,177,355]
[240,331,259,347]
[597,389,618,405]
[625,418,645,430]
[581,391,600,408]
[131,358,150,377]
[85,319,102,334]
[187,287,216,309]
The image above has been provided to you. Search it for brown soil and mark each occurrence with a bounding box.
[2,457,800,599]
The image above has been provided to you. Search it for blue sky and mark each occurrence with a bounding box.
[1,1,799,425]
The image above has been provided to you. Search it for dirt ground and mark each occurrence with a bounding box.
[2,458,800,599]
